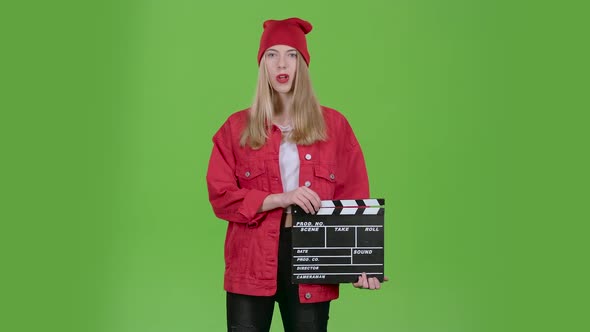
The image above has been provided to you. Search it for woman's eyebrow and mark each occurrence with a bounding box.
[266,48,297,53]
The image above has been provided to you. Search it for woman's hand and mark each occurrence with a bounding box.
[352,273,389,290]
[259,186,321,213]
[280,186,321,214]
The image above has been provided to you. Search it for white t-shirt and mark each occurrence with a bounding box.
[276,123,299,213]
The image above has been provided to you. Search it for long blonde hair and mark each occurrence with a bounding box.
[240,53,326,149]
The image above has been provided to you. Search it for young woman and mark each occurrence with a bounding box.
[206,17,387,332]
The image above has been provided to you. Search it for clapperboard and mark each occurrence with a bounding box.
[291,199,385,284]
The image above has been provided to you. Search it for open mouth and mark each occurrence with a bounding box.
[276,74,289,84]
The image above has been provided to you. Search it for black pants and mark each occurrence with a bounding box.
[227,226,331,332]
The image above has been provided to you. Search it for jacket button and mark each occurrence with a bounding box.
[305,292,312,299]
[329,173,335,180]
[305,153,312,160]
[304,181,311,187]
[245,171,251,178]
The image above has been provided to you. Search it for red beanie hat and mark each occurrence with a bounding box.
[257,17,313,66]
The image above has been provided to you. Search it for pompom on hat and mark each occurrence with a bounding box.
[257,17,313,66]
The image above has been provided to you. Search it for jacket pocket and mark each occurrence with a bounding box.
[225,224,250,275]
[313,164,337,199]
[236,163,268,191]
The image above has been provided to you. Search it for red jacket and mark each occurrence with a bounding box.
[206,106,370,303]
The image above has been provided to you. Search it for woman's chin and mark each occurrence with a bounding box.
[273,86,292,94]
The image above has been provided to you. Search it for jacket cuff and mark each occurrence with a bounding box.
[238,189,270,227]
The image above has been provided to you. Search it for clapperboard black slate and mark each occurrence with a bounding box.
[291,199,385,284]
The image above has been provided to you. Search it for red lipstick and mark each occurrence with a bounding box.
[276,74,289,84]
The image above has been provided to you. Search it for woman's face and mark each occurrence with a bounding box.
[264,45,298,94]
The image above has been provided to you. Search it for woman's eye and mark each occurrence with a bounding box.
[267,53,276,58]
[288,53,297,58]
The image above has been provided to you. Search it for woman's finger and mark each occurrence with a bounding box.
[300,189,320,212]
[294,197,310,214]
[368,277,376,290]
[354,274,366,288]
[301,187,321,211]
[301,195,316,214]
[309,189,321,211]
[353,276,363,288]
[373,278,381,290]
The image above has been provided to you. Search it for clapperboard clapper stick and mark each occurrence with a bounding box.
[291,199,385,284]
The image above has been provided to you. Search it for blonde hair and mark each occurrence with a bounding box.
[240,53,326,149]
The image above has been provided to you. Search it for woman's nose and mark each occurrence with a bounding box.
[278,55,286,69]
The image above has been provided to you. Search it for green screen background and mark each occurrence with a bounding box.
[2,0,588,331]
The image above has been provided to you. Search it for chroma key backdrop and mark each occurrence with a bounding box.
[2,1,587,332]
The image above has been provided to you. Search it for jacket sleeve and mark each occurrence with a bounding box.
[333,118,370,200]
[206,120,270,227]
